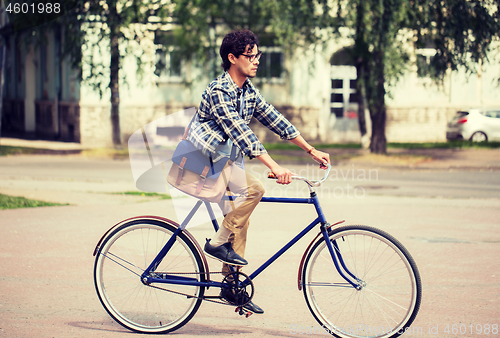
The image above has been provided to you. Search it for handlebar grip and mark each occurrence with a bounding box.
[268,172,277,179]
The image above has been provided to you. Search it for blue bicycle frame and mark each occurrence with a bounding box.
[140,191,361,290]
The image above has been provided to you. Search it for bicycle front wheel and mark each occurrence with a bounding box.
[94,218,205,334]
[302,225,421,338]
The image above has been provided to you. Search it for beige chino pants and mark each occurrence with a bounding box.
[217,165,265,274]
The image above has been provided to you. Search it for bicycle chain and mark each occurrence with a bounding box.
[146,271,236,306]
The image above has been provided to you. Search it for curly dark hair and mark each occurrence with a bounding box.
[220,30,259,71]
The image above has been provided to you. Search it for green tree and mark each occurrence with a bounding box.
[170,0,499,154]
[169,0,322,79]
[22,0,171,147]
[328,0,499,153]
[76,0,172,147]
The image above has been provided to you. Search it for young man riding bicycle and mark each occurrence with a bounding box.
[187,29,330,313]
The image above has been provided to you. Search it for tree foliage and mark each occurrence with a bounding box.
[10,0,498,149]
[19,0,172,146]
[170,0,499,153]
[170,0,324,78]
[412,0,500,80]
[321,0,499,153]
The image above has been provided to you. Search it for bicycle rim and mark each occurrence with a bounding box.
[303,225,421,338]
[94,220,204,333]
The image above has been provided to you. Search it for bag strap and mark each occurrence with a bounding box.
[182,112,197,140]
[226,89,245,162]
[195,166,210,195]
[175,157,187,185]
[229,143,237,161]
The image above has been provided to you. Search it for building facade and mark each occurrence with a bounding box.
[1,8,499,147]
[0,10,81,143]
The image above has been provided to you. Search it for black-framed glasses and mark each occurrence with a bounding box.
[240,51,263,63]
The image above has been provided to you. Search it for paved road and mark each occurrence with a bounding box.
[0,154,499,337]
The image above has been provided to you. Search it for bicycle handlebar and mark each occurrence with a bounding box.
[268,163,331,187]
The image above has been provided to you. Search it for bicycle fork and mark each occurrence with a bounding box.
[320,223,363,290]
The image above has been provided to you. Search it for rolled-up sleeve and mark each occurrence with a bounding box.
[210,87,267,159]
[253,91,300,140]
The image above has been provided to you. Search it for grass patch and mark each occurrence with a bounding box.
[264,140,500,151]
[388,141,500,149]
[0,193,67,210]
[80,148,129,159]
[263,143,361,151]
[0,145,128,158]
[1,145,40,155]
[267,154,312,163]
[3,140,498,158]
[111,191,171,199]
[0,145,82,156]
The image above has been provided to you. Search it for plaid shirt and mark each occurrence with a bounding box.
[187,72,300,160]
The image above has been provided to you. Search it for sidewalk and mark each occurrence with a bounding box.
[2,136,500,170]
[0,137,85,150]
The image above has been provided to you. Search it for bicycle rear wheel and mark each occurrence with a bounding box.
[302,225,421,338]
[94,218,205,334]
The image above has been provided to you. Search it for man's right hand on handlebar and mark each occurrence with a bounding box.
[308,148,330,169]
[257,145,331,185]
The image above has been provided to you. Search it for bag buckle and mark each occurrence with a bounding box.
[196,166,211,195]
[199,166,210,180]
[176,157,188,185]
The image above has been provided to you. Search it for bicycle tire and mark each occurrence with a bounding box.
[93,218,205,334]
[302,225,421,338]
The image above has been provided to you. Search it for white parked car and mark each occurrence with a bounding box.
[446,108,500,142]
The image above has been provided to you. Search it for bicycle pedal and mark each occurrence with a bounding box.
[235,307,253,318]
[235,306,244,315]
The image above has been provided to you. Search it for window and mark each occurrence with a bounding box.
[416,48,436,77]
[485,111,500,119]
[255,46,284,83]
[154,30,183,82]
[330,65,357,118]
[155,48,182,81]
[40,43,48,83]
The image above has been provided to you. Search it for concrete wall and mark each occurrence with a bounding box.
[386,106,458,142]
[385,47,500,142]
[79,104,112,146]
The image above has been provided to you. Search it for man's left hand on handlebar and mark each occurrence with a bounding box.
[269,148,331,185]
[270,165,295,185]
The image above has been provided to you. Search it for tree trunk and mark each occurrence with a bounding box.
[369,105,387,153]
[354,0,367,139]
[355,63,367,137]
[0,44,6,143]
[109,2,121,147]
[366,51,387,154]
[355,62,370,149]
